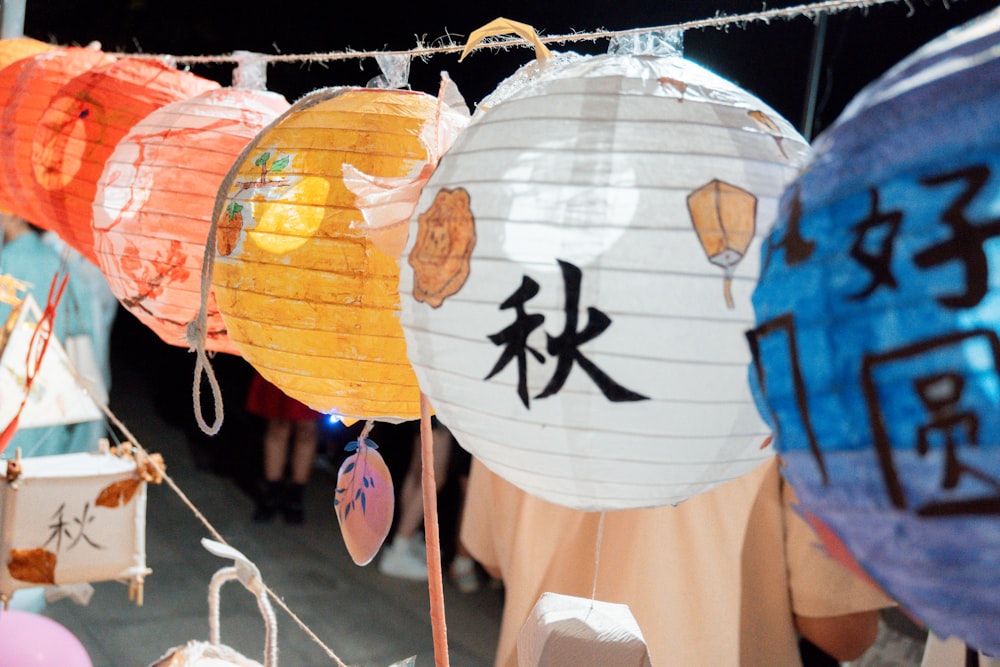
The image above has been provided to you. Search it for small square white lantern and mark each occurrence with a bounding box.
[0,450,151,604]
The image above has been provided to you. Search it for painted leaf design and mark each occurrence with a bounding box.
[8,547,56,583]
[270,156,290,172]
[96,477,142,508]
[336,440,394,566]
[254,152,270,167]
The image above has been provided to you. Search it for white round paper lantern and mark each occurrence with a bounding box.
[399,34,809,510]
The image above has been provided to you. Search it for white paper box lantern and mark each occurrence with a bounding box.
[399,34,808,510]
[518,592,652,667]
[0,450,150,603]
[400,34,807,510]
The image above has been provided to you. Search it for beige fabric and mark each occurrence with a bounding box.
[461,456,894,667]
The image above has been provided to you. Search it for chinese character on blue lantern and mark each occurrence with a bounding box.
[749,7,1000,657]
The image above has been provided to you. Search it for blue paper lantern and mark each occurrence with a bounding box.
[749,7,1000,655]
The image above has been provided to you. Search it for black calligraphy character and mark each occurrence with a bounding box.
[914,372,1000,516]
[44,503,72,553]
[486,276,546,408]
[68,501,104,550]
[914,165,1000,309]
[535,260,649,403]
[848,188,903,300]
[762,185,815,273]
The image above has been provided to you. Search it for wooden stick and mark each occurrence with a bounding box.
[420,392,450,666]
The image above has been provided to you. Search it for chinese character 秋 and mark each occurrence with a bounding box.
[486,259,649,408]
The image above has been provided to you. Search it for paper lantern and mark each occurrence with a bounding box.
[517,593,652,667]
[0,37,56,70]
[748,8,1000,656]
[398,33,808,510]
[0,46,116,224]
[92,87,290,354]
[0,448,154,605]
[28,56,220,265]
[212,83,468,420]
[0,610,93,667]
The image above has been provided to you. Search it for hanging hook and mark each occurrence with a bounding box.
[459,17,553,62]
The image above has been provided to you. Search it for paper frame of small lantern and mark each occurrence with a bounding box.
[0,293,103,430]
[0,450,150,605]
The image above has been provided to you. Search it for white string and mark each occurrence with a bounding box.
[119,0,914,66]
[590,511,606,603]
[186,151,230,436]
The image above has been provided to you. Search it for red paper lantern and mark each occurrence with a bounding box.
[28,57,219,265]
[92,87,290,354]
[0,47,116,224]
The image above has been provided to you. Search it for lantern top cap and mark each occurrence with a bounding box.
[608,30,683,58]
[232,50,268,90]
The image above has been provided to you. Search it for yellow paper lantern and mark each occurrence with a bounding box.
[29,57,220,265]
[212,84,468,420]
[92,87,290,354]
[0,37,55,70]
[0,47,116,224]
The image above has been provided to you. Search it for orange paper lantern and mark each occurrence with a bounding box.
[92,87,290,354]
[0,47,116,224]
[29,57,220,265]
[0,37,55,70]
[212,84,468,420]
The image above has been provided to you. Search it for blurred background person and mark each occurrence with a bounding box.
[462,455,895,667]
[246,368,322,525]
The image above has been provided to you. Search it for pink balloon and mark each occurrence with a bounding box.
[0,610,93,666]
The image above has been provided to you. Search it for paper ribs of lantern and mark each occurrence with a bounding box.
[748,7,1000,656]
[27,57,220,265]
[0,46,116,226]
[398,33,808,510]
[92,87,290,355]
[0,447,160,606]
[212,81,469,421]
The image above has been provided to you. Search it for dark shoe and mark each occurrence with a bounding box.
[252,480,282,523]
[283,483,306,525]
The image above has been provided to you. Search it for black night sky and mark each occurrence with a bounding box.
[20,0,1000,140]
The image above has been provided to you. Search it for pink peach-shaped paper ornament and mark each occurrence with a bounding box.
[335,435,394,566]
